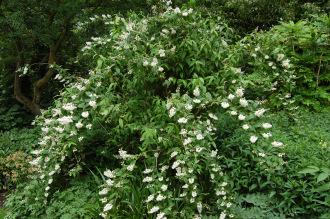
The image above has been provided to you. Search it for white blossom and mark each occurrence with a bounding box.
[242,124,250,130]
[228,94,235,100]
[178,117,188,124]
[75,122,83,129]
[239,98,248,107]
[81,111,89,118]
[250,135,258,143]
[230,111,237,116]
[236,88,244,97]
[99,188,109,195]
[272,141,284,147]
[148,206,160,214]
[262,123,272,129]
[221,102,230,109]
[161,184,168,191]
[103,203,113,212]
[238,114,246,120]
[57,116,73,125]
[193,87,200,97]
[146,194,154,203]
[156,194,166,201]
[62,103,76,111]
[262,132,272,138]
[104,169,115,178]
[89,100,97,108]
[255,108,266,117]
[143,176,153,183]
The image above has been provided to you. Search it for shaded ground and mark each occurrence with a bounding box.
[0,192,5,207]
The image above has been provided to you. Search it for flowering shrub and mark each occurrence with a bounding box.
[5,2,293,219]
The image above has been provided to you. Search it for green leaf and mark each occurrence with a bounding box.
[298,166,320,174]
[317,172,330,183]
[314,183,330,192]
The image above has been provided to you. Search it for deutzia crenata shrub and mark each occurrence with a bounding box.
[6,2,287,219]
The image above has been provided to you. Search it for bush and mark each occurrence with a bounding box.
[0,128,38,190]
[4,3,329,219]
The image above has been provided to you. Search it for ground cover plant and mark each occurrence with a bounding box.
[1,0,329,218]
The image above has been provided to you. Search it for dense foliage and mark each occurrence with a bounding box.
[0,1,329,219]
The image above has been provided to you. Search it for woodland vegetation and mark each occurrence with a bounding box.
[0,0,329,218]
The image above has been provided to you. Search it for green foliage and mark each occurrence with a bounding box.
[218,108,330,217]
[0,128,38,189]
[224,14,330,110]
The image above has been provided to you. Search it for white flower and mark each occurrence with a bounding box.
[185,104,193,111]
[211,150,217,157]
[192,191,197,197]
[262,132,272,138]
[99,188,109,195]
[230,111,237,116]
[148,206,160,214]
[44,119,52,125]
[156,194,166,201]
[127,164,135,171]
[86,124,92,129]
[262,123,272,129]
[174,7,181,13]
[159,49,165,57]
[228,94,235,100]
[258,152,266,157]
[55,127,64,133]
[104,169,115,178]
[81,111,89,118]
[272,141,284,147]
[178,117,188,124]
[255,108,266,117]
[182,11,188,16]
[170,151,178,158]
[41,127,49,133]
[236,88,244,97]
[268,62,274,67]
[242,124,250,130]
[193,99,201,103]
[161,184,168,191]
[277,53,285,61]
[238,114,246,120]
[118,149,132,160]
[196,133,204,140]
[264,55,270,59]
[239,98,248,107]
[143,169,153,174]
[193,87,200,97]
[180,129,187,135]
[156,212,166,219]
[146,194,154,203]
[62,103,76,111]
[75,122,83,129]
[197,202,203,214]
[172,161,181,169]
[143,60,149,66]
[183,137,192,145]
[188,178,194,184]
[196,147,203,153]
[106,179,113,186]
[57,116,73,125]
[103,203,113,212]
[158,67,164,72]
[169,107,176,118]
[151,58,158,67]
[143,176,153,183]
[89,100,97,108]
[220,212,226,219]
[221,102,230,109]
[209,113,218,120]
[250,135,258,143]
[282,59,290,68]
